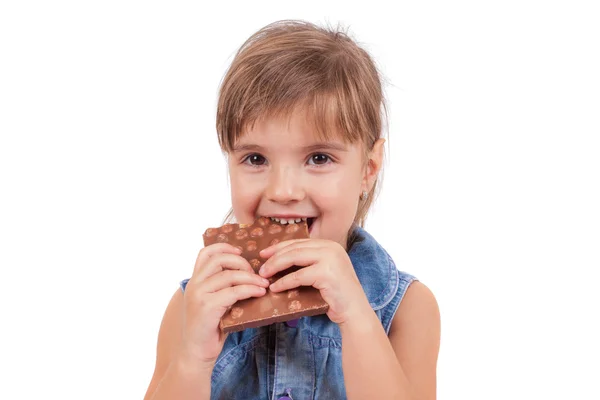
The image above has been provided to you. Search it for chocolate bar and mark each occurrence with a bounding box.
[203,217,329,333]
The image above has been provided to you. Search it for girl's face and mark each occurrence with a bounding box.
[228,108,382,248]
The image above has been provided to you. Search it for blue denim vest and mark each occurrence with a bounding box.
[180,227,416,400]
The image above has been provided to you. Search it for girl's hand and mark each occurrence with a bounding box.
[180,243,270,368]
[258,239,372,325]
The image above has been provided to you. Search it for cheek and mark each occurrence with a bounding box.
[229,171,261,220]
[308,172,362,213]
[311,170,362,198]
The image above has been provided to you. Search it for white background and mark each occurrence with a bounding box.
[1,1,598,399]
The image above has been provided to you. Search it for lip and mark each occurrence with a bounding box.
[307,217,317,235]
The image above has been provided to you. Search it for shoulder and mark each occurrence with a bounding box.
[391,280,440,333]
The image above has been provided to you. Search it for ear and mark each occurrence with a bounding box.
[362,138,385,191]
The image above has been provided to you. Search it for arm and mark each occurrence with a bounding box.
[341,281,441,400]
[144,244,268,400]
[143,289,212,400]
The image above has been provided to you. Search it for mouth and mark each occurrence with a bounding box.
[263,216,317,232]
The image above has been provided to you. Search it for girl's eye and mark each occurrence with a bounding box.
[243,154,266,166]
[308,153,331,165]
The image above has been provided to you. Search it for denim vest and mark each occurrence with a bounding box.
[180,227,416,400]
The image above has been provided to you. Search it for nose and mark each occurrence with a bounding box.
[265,165,305,204]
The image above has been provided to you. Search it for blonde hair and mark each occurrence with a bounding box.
[216,20,388,227]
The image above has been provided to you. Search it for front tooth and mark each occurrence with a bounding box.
[280,219,288,225]
[286,219,296,224]
[295,218,301,223]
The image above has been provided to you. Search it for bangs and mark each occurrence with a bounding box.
[220,87,368,152]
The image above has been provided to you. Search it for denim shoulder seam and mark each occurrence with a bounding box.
[384,274,418,333]
[370,255,400,311]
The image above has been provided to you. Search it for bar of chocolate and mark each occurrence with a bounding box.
[203,217,329,333]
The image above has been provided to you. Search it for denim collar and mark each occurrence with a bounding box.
[347,226,399,311]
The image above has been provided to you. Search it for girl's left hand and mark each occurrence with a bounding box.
[258,239,372,325]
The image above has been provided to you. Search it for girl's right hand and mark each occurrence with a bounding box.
[178,243,269,368]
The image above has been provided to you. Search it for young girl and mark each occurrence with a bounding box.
[144,20,440,400]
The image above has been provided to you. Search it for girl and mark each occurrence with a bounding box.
[144,20,440,400]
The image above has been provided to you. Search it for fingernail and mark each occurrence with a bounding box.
[259,266,265,275]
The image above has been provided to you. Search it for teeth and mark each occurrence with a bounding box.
[269,217,307,225]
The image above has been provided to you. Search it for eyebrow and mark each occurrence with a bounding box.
[232,142,349,152]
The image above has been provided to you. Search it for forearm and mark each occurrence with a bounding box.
[340,310,413,400]
[149,353,212,400]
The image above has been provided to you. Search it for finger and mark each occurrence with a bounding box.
[269,264,322,292]
[194,243,243,275]
[209,285,268,313]
[259,238,312,259]
[200,270,270,293]
[194,253,253,282]
[258,247,321,278]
